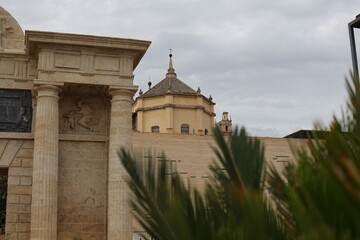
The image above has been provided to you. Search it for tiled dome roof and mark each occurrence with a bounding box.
[142,54,197,97]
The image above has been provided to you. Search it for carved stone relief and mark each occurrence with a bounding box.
[0,7,25,51]
[63,99,99,131]
[59,85,108,135]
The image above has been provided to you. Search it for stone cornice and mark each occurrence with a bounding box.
[136,92,215,105]
[135,103,216,116]
[25,30,151,69]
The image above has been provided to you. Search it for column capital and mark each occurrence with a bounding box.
[109,85,138,104]
[34,79,63,99]
[109,85,138,97]
[34,79,64,87]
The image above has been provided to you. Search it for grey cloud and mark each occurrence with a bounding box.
[2,0,357,137]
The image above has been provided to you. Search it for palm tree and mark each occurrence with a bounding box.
[119,73,360,240]
[119,127,287,240]
[269,73,360,240]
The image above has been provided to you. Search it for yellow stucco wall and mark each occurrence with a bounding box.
[132,132,308,184]
[133,94,215,134]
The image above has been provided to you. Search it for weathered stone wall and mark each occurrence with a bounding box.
[0,131,309,239]
[57,141,107,240]
[132,132,306,183]
[131,132,309,231]
[4,139,33,240]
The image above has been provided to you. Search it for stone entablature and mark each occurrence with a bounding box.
[0,53,37,90]
[0,7,151,240]
[25,31,150,87]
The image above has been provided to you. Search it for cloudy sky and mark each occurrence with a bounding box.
[2,0,359,137]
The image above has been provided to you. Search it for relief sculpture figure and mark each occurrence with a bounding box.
[63,100,99,131]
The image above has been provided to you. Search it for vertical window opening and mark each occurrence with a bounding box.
[151,126,160,133]
[181,124,189,134]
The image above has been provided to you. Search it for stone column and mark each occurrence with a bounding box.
[30,83,61,240]
[108,86,137,240]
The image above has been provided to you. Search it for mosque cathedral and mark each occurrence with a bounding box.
[0,7,307,240]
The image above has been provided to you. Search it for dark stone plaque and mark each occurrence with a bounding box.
[0,89,32,132]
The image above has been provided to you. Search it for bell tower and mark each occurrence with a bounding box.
[217,112,232,134]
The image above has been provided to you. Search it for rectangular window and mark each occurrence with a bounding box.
[151,126,160,133]
[181,124,189,134]
[0,89,32,132]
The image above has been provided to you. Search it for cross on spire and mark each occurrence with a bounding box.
[166,48,176,78]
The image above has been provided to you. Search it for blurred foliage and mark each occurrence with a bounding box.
[120,127,286,240]
[269,72,360,240]
[120,73,360,240]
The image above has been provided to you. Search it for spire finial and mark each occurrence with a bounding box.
[166,49,176,78]
[148,77,152,90]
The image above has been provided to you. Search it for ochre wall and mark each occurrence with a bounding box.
[0,131,308,237]
[133,94,215,135]
[131,132,308,231]
[132,132,307,185]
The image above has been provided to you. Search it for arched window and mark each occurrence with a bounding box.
[151,126,160,133]
[204,129,208,135]
[225,126,228,132]
[181,124,189,134]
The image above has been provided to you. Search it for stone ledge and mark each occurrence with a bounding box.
[59,134,108,142]
[0,132,34,139]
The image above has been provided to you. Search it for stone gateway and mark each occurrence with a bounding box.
[0,7,307,240]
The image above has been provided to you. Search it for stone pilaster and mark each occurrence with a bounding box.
[108,86,137,240]
[30,83,61,240]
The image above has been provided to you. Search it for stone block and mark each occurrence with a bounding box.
[18,232,30,240]
[6,213,18,223]
[88,214,103,224]
[82,223,105,233]
[79,232,104,240]
[63,223,81,232]
[7,186,31,195]
[5,232,17,240]
[8,167,23,176]
[59,214,81,224]
[16,223,30,232]
[20,177,32,186]
[5,223,16,232]
[8,176,20,185]
[19,195,31,204]
[21,141,33,149]
[10,158,21,167]
[7,194,20,204]
[7,204,31,214]
[16,149,33,158]
[21,158,32,168]
[22,168,32,177]
[18,214,30,223]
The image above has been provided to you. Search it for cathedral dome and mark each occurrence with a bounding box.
[133,53,216,135]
